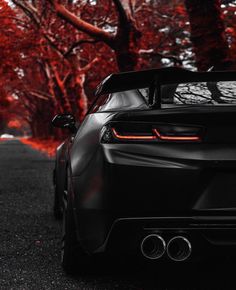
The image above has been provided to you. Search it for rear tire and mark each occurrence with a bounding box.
[53,190,63,220]
[61,177,92,274]
[53,169,63,220]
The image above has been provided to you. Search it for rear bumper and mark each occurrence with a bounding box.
[95,216,236,260]
[71,144,236,255]
[72,206,236,258]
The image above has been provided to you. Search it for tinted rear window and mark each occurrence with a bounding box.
[91,90,148,113]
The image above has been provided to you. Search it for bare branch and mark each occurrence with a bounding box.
[64,39,100,57]
[49,0,114,45]
[81,57,99,73]
[12,0,40,26]
[112,0,131,25]
[28,90,52,100]
[12,0,65,56]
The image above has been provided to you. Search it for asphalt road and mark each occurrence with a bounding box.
[1,139,236,290]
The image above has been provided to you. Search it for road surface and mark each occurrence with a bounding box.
[0,139,236,289]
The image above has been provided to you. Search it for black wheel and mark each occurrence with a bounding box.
[53,169,63,220]
[53,187,63,220]
[61,172,92,274]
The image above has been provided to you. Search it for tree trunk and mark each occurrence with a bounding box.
[185,0,234,70]
[30,122,36,138]
[114,25,140,71]
[50,1,141,72]
[113,2,141,71]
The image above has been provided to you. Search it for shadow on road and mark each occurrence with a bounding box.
[68,257,236,290]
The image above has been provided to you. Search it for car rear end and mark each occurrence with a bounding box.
[97,105,236,261]
[73,70,236,262]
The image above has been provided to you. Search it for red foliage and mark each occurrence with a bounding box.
[20,138,61,157]
[1,0,236,139]
[8,119,22,129]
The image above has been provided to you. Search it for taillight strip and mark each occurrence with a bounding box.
[111,128,200,141]
[153,129,200,141]
[112,128,156,140]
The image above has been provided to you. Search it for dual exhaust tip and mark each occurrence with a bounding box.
[140,234,191,262]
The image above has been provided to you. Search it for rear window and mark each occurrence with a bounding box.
[139,81,236,105]
[90,90,148,113]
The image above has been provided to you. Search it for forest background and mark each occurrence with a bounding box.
[0,0,235,140]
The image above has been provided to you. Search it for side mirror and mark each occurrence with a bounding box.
[52,114,77,133]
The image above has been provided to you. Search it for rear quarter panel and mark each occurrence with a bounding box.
[70,112,115,177]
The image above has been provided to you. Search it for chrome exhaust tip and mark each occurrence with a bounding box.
[167,236,192,262]
[141,234,166,260]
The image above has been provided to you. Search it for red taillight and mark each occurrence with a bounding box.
[111,128,156,140]
[111,128,201,142]
[153,129,201,141]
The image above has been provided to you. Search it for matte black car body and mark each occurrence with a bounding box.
[53,67,236,271]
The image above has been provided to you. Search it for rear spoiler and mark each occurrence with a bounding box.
[95,67,236,108]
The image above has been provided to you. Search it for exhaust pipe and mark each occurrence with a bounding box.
[167,236,191,262]
[141,234,166,260]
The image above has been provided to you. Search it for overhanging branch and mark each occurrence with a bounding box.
[49,0,114,46]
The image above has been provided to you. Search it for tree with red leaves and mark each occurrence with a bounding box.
[0,1,28,133]
[11,0,105,119]
[1,0,99,137]
[2,0,236,139]
[185,0,235,70]
[48,0,142,71]
[8,0,190,137]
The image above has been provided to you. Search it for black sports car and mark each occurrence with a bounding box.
[52,67,236,273]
